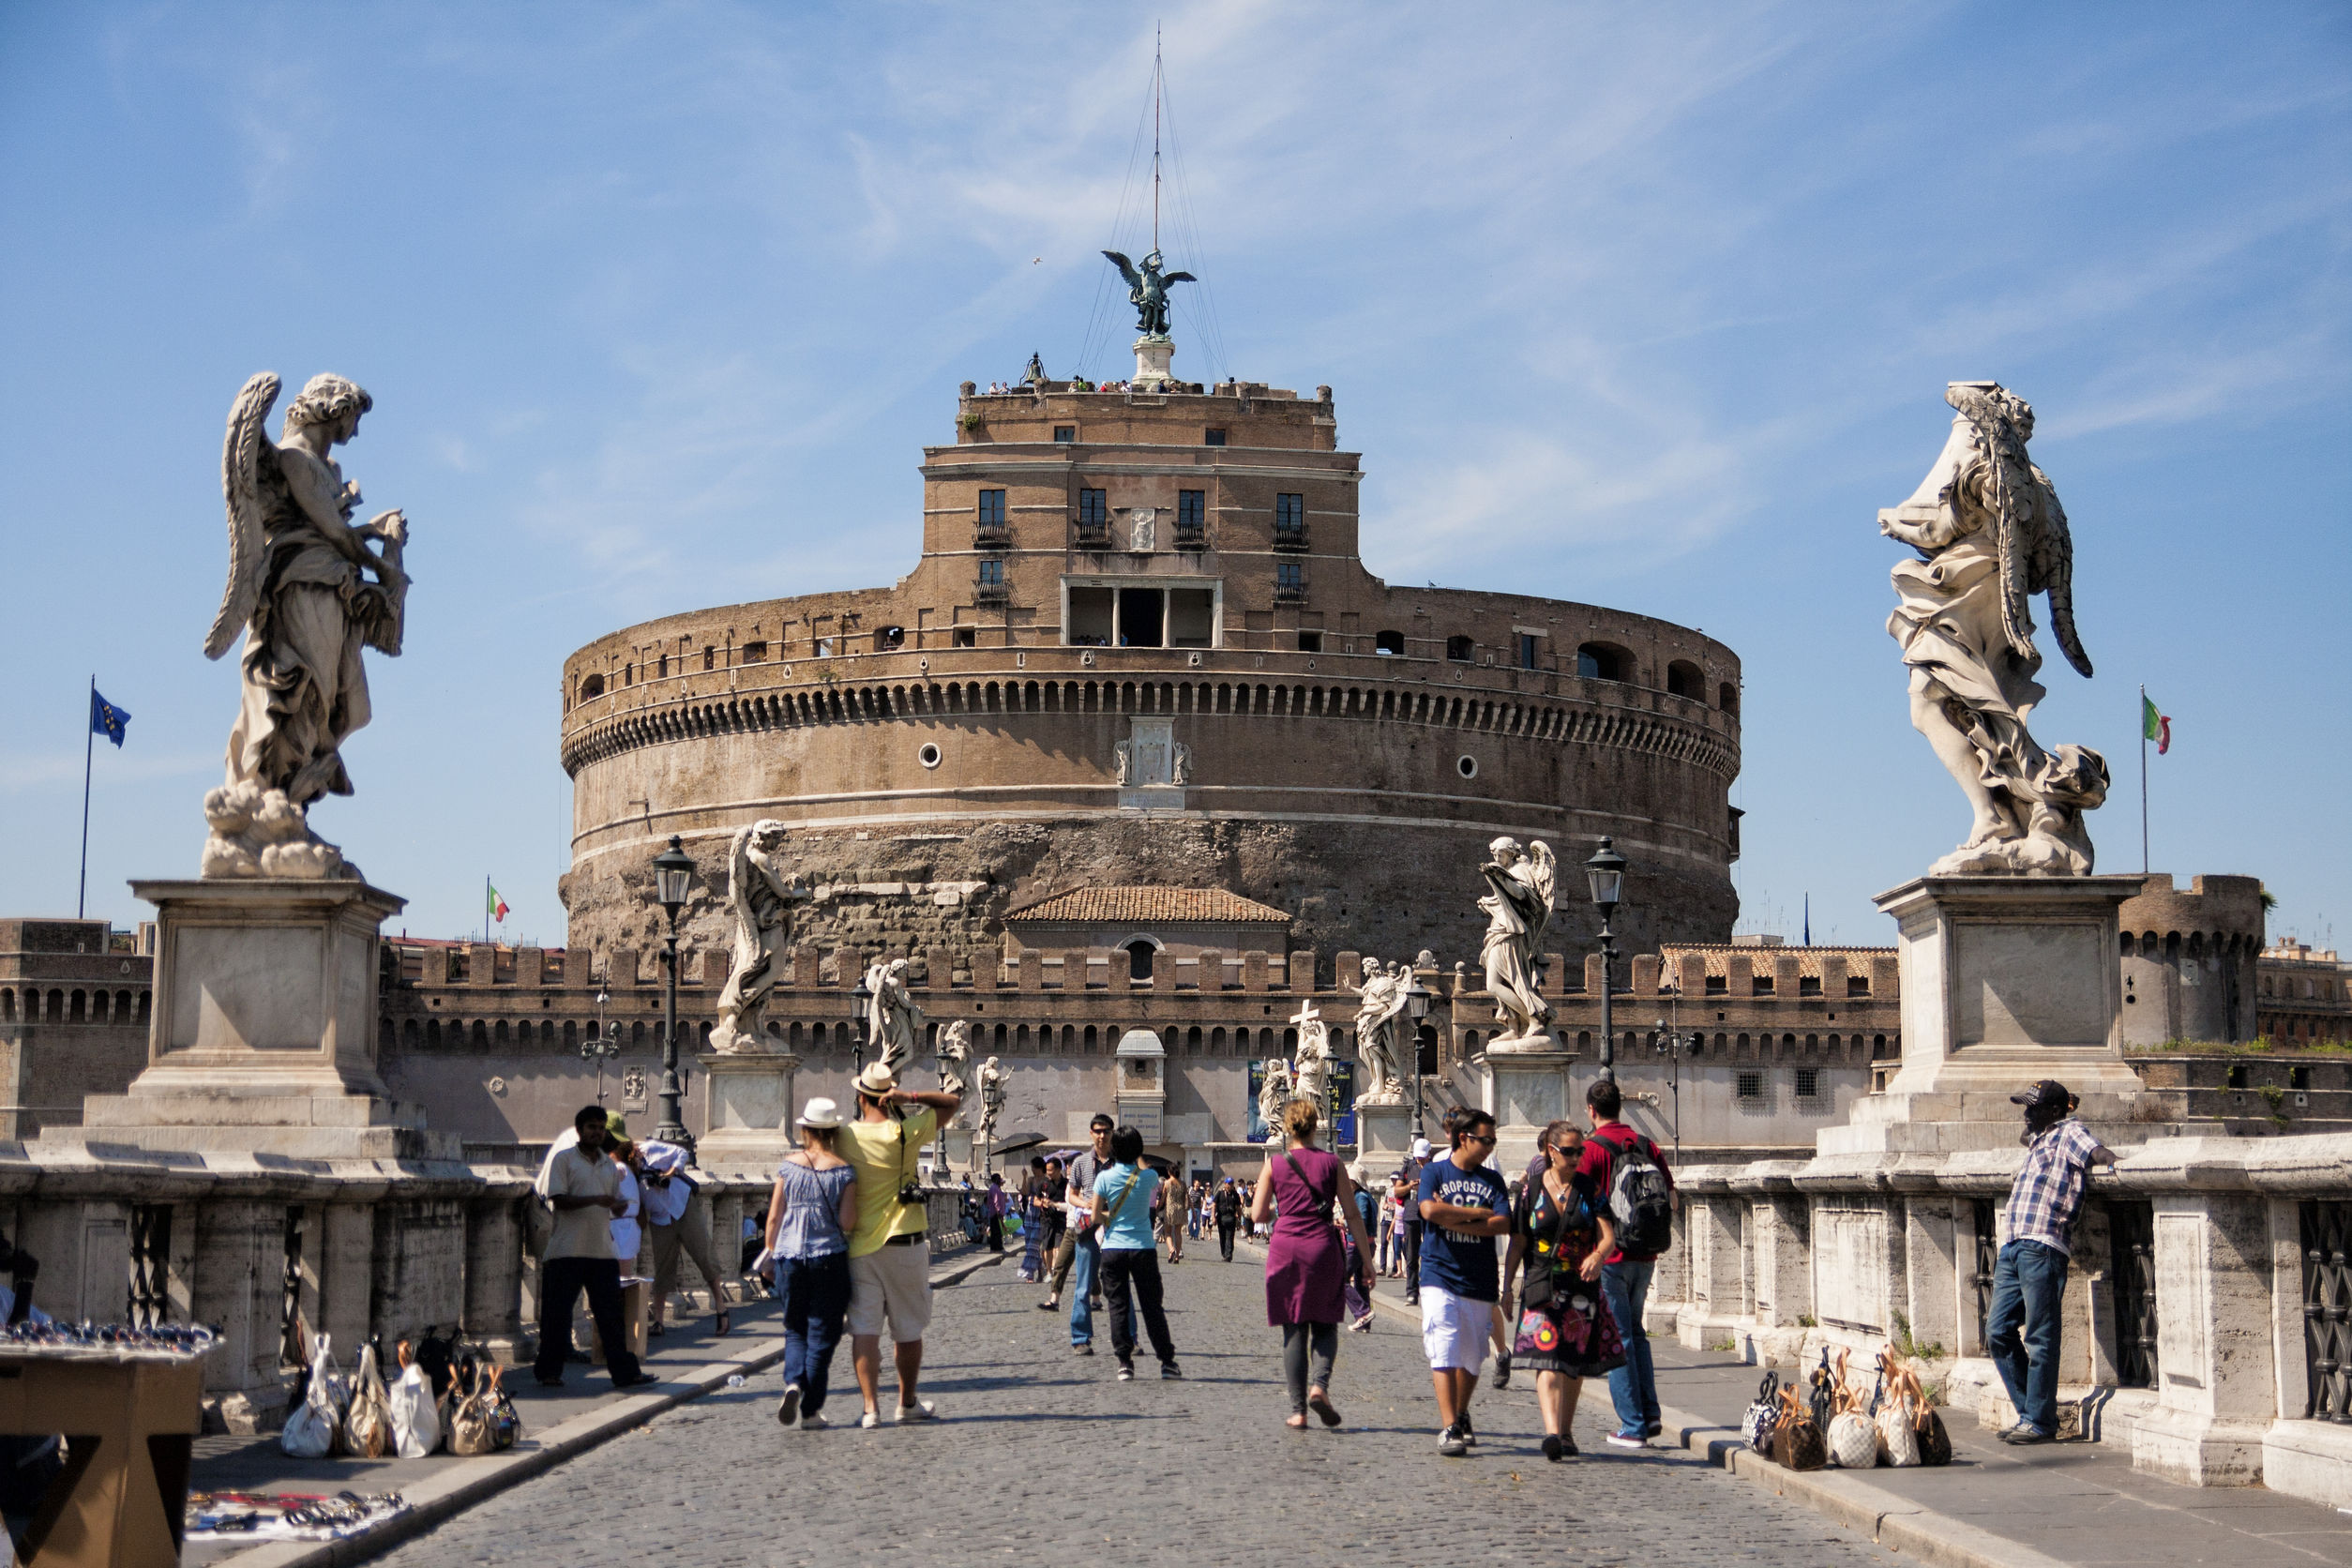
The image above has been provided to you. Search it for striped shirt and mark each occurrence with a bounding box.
[2000,1118,2103,1257]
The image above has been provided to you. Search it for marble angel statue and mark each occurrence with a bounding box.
[865,957,927,1080]
[977,1055,1007,1148]
[711,820,792,1053]
[1478,837,1557,1044]
[1881,382,2107,875]
[1256,1055,1293,1146]
[934,1018,972,1100]
[1350,957,1408,1102]
[1291,1002,1332,1108]
[201,373,408,878]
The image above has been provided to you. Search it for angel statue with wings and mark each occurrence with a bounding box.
[711,820,794,1053]
[865,957,927,1080]
[934,1018,972,1100]
[1255,1054,1293,1147]
[1350,957,1409,1103]
[1101,249,1196,338]
[1479,837,1558,1045]
[201,372,408,879]
[1880,383,2108,876]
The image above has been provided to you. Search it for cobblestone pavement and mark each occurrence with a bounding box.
[374,1253,1895,1566]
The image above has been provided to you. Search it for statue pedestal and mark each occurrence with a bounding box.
[694,1048,801,1177]
[1820,875,2153,1156]
[1132,334,1177,389]
[1477,1040,1576,1176]
[1354,1099,1415,1168]
[55,878,458,1160]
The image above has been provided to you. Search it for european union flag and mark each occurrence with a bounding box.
[90,688,129,747]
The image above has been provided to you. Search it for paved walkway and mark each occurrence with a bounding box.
[362,1246,1895,1567]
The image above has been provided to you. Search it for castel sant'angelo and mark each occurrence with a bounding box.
[554,336,1744,976]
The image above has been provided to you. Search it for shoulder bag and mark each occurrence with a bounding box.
[1515,1177,1576,1313]
[1741,1370,1782,1453]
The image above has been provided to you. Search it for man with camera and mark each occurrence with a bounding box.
[841,1062,962,1427]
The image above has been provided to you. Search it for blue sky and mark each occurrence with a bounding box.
[2,2,2345,953]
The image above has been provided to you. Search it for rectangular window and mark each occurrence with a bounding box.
[976,560,1004,585]
[1274,494,1304,534]
[1517,633,1540,671]
[702,646,715,671]
[1737,1070,1763,1101]
[1275,563,1303,590]
[1795,1067,1820,1099]
[1297,630,1322,653]
[1178,490,1204,529]
[1204,429,1227,446]
[1753,974,1774,995]
[1704,974,1726,996]
[952,626,976,648]
[1799,975,1822,997]
[1078,490,1107,526]
[1847,974,1870,997]
[977,490,1006,527]
[739,641,766,663]
[1053,426,1076,444]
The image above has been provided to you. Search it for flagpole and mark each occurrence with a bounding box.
[2139,684,2149,875]
[78,675,95,920]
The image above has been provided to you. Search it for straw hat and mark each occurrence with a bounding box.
[852,1062,898,1098]
[797,1096,844,1129]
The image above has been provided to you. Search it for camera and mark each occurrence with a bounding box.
[897,1183,928,1208]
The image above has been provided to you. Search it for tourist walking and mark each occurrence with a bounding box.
[1157,1168,1186,1264]
[1988,1079,2117,1445]
[1401,1138,1433,1303]
[1502,1120,1624,1461]
[1576,1078,1676,1446]
[1060,1115,1116,1352]
[840,1063,962,1427]
[1252,1099,1374,1427]
[1090,1125,1181,1381]
[1214,1179,1242,1260]
[1035,1157,1071,1305]
[532,1106,655,1391]
[1417,1108,1511,1455]
[766,1097,857,1428]
[639,1134,731,1339]
[984,1174,1009,1255]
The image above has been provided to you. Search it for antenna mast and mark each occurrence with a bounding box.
[1152,24,1162,252]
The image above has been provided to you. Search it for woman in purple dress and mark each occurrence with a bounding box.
[1249,1098,1376,1428]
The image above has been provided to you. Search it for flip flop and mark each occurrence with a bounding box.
[715,1310,731,1336]
[1308,1392,1342,1427]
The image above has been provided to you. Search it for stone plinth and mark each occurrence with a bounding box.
[694,1048,800,1176]
[58,878,457,1160]
[1477,1042,1576,1175]
[1820,875,2151,1155]
[1354,1099,1415,1168]
[1132,334,1176,389]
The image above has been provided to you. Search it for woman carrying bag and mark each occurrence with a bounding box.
[1500,1119,1625,1462]
[764,1097,859,1429]
[1090,1125,1182,1382]
[1251,1098,1376,1428]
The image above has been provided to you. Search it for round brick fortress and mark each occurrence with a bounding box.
[556,375,1742,967]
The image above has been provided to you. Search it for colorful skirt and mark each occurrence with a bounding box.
[1018,1214,1045,1281]
[1512,1274,1626,1380]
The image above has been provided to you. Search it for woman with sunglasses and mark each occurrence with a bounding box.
[1500,1118,1624,1461]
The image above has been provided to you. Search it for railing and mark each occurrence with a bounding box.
[973,580,1010,604]
[972,527,1010,550]
[1274,578,1307,603]
[1173,525,1206,550]
[2306,1199,2352,1423]
[1073,523,1110,549]
[1272,526,1308,553]
[2108,1199,2159,1388]
[1971,1198,1997,1351]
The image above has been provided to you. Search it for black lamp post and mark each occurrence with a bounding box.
[1585,837,1627,1084]
[580,982,617,1103]
[1403,971,1433,1143]
[849,972,872,1075]
[651,835,697,1143]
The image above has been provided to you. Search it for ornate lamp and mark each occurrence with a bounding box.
[650,836,697,1142]
[850,972,872,1074]
[1586,837,1627,1083]
[1403,972,1433,1142]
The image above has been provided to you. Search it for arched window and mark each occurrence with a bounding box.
[1125,940,1155,981]
[1718,681,1739,716]
[1084,1025,1099,1052]
[402,1018,419,1046]
[1576,642,1630,683]
[580,672,605,701]
[426,1018,443,1047]
[1666,660,1703,701]
[1186,1026,1202,1052]
[1375,629,1406,656]
[1446,636,1474,662]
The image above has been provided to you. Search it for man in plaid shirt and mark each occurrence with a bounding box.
[1989,1079,2118,1444]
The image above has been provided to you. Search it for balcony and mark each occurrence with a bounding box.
[1272,525,1309,553]
[973,579,1010,605]
[1274,577,1307,603]
[1073,521,1111,550]
[972,525,1011,550]
[1173,524,1207,551]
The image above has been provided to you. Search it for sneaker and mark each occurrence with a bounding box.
[1116,1364,1135,1382]
[1606,1429,1648,1449]
[1072,1343,1095,1356]
[1036,1300,1058,1311]
[1458,1412,1477,1445]
[2000,1425,2054,1445]
[800,1410,830,1430]
[1542,1433,1564,1463]
[1494,1351,1513,1389]
[896,1399,938,1424]
[859,1410,882,1429]
[1645,1421,1663,1439]
[776,1383,802,1427]
[1561,1436,1578,1457]
[1438,1425,1468,1457]
[1160,1361,1183,1380]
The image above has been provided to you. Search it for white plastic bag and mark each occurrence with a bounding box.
[1828,1410,1882,1469]
[279,1333,345,1458]
[388,1343,443,1458]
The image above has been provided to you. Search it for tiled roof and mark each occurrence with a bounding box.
[1007,886,1292,926]
[1662,942,1893,983]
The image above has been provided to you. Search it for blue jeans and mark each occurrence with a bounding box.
[1602,1259,1659,1435]
[1986,1240,2069,1435]
[776,1252,851,1416]
[1069,1230,1101,1346]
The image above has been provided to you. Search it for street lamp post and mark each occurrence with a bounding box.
[650,835,697,1145]
[1585,837,1627,1084]
[849,973,871,1075]
[580,982,617,1103]
[1403,972,1433,1143]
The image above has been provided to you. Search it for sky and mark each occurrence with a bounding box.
[1,1,2345,954]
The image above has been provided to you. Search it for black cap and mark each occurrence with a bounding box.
[2010,1079,2073,1113]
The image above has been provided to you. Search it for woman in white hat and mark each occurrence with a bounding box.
[765,1096,858,1428]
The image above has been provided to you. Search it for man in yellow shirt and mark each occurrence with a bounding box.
[839,1062,961,1427]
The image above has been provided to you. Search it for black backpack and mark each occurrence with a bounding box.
[1599,1130,1674,1255]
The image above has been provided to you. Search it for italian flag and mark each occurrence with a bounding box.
[2142,695,2171,756]
[487,882,509,924]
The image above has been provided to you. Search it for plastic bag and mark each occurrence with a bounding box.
[388,1342,442,1458]
[279,1333,345,1459]
[341,1343,393,1459]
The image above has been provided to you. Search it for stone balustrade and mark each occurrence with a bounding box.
[1646,1131,2352,1508]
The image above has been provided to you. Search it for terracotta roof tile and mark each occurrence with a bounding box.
[1006,886,1292,926]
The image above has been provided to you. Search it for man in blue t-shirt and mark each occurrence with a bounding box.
[1416,1107,1512,1456]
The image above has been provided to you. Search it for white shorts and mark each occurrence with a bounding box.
[848,1242,933,1343]
[1420,1285,1489,1372]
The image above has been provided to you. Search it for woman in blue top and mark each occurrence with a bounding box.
[764,1097,859,1429]
[1089,1124,1182,1382]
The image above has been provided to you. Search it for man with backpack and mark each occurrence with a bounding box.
[1213,1178,1242,1260]
[1576,1078,1675,1448]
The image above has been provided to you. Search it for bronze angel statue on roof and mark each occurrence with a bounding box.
[1102,249,1195,338]
[1880,382,2107,876]
[200,372,409,879]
